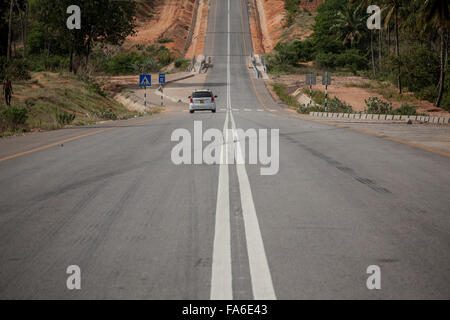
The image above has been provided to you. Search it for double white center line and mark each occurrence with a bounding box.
[210,0,276,300]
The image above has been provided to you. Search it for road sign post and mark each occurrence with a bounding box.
[306,74,316,106]
[139,74,152,112]
[159,74,166,107]
[322,72,331,111]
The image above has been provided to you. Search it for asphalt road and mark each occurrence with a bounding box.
[0,0,449,299]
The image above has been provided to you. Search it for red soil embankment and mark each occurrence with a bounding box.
[125,0,205,57]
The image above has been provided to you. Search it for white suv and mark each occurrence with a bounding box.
[189,90,217,113]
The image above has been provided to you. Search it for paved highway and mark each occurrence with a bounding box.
[0,0,449,299]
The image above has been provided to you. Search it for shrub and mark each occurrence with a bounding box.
[391,104,417,116]
[284,0,301,26]
[326,97,353,113]
[298,96,353,114]
[101,52,146,75]
[86,81,107,97]
[272,83,298,108]
[364,97,392,114]
[55,109,76,126]
[1,105,29,130]
[28,54,69,72]
[157,38,174,44]
[99,109,117,120]
[132,57,161,73]
[174,58,190,70]
[314,51,337,69]
[5,59,31,80]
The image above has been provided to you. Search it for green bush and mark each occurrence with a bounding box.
[4,59,31,80]
[86,81,107,97]
[1,105,29,130]
[284,0,301,26]
[298,96,353,114]
[401,46,440,93]
[55,109,76,126]
[157,38,174,44]
[28,54,69,72]
[415,85,437,102]
[315,49,368,71]
[132,57,161,74]
[326,97,353,113]
[101,52,146,75]
[174,58,190,70]
[391,104,417,116]
[272,83,298,108]
[364,97,392,114]
[99,109,117,120]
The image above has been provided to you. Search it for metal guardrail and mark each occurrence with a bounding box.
[189,56,196,72]
[261,56,267,73]
[250,55,261,79]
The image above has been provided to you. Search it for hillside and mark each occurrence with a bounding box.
[124,0,206,57]
[0,73,142,137]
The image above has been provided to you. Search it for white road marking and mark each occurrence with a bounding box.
[210,0,232,300]
[210,111,232,300]
[229,110,277,300]
[211,0,276,300]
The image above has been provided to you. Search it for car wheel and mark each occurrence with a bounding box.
[212,109,216,113]
[190,110,194,114]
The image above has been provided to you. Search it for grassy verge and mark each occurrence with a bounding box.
[272,83,298,108]
[0,72,142,137]
[301,88,326,105]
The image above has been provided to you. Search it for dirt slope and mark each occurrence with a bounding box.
[124,0,206,57]
[250,0,317,53]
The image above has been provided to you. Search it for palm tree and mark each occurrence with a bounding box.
[350,0,384,75]
[383,0,403,93]
[417,0,450,107]
[332,4,366,47]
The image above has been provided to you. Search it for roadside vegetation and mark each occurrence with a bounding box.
[274,82,421,116]
[0,0,180,136]
[267,0,450,110]
[0,72,142,137]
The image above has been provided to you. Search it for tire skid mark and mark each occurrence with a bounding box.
[280,132,392,195]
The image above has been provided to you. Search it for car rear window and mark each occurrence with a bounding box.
[193,92,213,98]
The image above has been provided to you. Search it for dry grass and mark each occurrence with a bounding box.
[0,72,140,135]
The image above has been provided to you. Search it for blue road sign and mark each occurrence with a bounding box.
[159,73,166,85]
[139,74,151,87]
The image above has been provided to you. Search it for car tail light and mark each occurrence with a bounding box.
[211,96,215,103]
[190,98,193,103]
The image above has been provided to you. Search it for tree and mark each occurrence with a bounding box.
[332,4,366,47]
[76,0,137,65]
[7,0,13,62]
[31,0,137,72]
[384,0,403,93]
[12,0,29,59]
[417,0,450,107]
